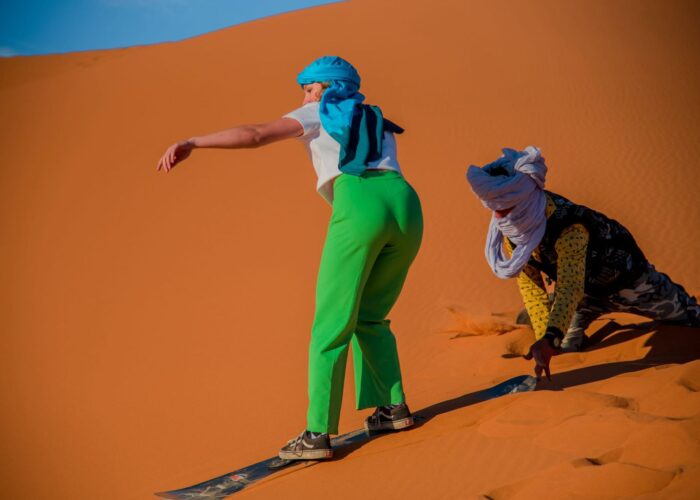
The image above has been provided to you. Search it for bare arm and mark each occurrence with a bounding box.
[157,117,303,172]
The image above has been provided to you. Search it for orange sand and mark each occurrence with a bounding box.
[1,1,699,499]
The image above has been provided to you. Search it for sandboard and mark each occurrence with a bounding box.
[155,374,537,499]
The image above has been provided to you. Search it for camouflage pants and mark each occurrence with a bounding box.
[562,264,700,351]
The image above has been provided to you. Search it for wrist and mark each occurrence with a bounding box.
[185,138,198,148]
[543,327,563,349]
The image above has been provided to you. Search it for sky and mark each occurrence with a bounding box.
[0,0,342,57]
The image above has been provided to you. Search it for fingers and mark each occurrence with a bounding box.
[157,142,193,173]
[527,341,553,382]
[157,155,169,172]
[534,364,543,381]
[157,146,175,172]
[535,350,552,381]
[533,348,544,367]
[534,359,551,382]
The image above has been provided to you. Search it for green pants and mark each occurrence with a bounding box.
[307,170,423,434]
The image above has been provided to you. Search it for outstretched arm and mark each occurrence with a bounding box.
[157,117,303,172]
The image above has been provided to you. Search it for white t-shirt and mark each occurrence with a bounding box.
[284,102,402,203]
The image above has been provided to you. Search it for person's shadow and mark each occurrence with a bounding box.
[335,320,700,458]
[332,373,535,459]
[158,322,700,500]
[540,320,700,391]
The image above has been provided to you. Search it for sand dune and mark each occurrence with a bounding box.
[1,0,699,499]
[239,319,700,499]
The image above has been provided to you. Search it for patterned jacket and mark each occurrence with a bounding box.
[506,192,648,338]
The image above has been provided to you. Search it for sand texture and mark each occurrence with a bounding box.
[1,0,699,498]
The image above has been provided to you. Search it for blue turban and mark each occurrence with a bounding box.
[297,56,402,175]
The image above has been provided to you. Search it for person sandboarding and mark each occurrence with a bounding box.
[154,374,536,499]
[157,56,423,461]
[465,146,700,380]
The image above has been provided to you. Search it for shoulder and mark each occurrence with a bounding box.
[545,194,556,218]
[283,102,320,138]
[555,224,590,253]
[285,101,320,115]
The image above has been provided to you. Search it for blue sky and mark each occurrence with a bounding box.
[0,0,342,57]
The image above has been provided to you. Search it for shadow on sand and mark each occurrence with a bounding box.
[338,322,700,459]
[157,322,700,499]
[156,375,535,499]
[538,320,700,391]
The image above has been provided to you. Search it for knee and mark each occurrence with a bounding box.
[356,316,390,328]
[310,324,356,354]
[355,319,394,340]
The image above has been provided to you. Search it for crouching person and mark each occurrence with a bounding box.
[466,146,700,380]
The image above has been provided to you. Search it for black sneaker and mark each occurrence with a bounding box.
[279,430,333,460]
[364,403,414,432]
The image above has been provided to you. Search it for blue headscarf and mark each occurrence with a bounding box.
[297,56,402,175]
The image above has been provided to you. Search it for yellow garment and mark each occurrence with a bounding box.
[504,196,589,339]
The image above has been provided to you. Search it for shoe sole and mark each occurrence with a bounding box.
[364,415,414,432]
[278,449,333,460]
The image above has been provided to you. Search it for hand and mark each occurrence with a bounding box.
[523,336,559,381]
[157,140,195,172]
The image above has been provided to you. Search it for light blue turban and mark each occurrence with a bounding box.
[297,56,402,175]
[466,146,548,279]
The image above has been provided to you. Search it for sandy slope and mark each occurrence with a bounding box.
[1,0,699,499]
[243,316,700,499]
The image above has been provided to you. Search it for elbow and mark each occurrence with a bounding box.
[244,127,266,149]
[248,132,265,148]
